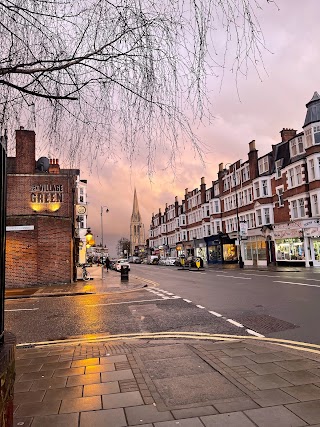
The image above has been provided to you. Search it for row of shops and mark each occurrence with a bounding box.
[152,219,320,267]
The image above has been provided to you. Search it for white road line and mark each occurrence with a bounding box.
[172,296,181,299]
[5,308,39,312]
[183,299,192,303]
[86,298,171,307]
[216,275,252,280]
[246,329,265,337]
[166,292,174,296]
[196,305,205,309]
[209,311,222,317]
[274,280,320,289]
[226,319,244,328]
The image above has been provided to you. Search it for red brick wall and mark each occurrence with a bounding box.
[15,130,35,174]
[6,216,72,287]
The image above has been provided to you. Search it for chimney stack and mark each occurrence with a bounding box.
[249,140,256,152]
[280,128,297,142]
[15,129,35,174]
[218,163,224,172]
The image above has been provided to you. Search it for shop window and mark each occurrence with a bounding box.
[223,244,237,262]
[276,239,305,261]
[257,240,267,260]
[244,242,253,260]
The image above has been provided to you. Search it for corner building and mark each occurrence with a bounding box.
[6,128,80,287]
[148,91,320,268]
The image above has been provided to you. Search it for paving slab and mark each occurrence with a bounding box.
[101,369,134,382]
[136,344,195,361]
[247,352,300,364]
[222,348,256,357]
[252,389,299,407]
[154,418,204,426]
[30,377,67,391]
[287,401,320,425]
[13,417,33,427]
[201,411,256,426]
[102,390,144,409]
[59,395,101,413]
[43,385,83,401]
[275,359,319,372]
[71,357,100,367]
[125,404,174,425]
[218,356,256,367]
[31,413,79,427]
[54,367,85,377]
[85,363,115,374]
[277,370,320,385]
[281,384,320,401]
[171,406,217,419]
[246,373,292,389]
[66,373,101,387]
[14,381,33,393]
[245,362,287,375]
[83,381,120,397]
[18,370,54,382]
[245,405,307,427]
[153,371,243,407]
[14,389,45,404]
[14,400,61,417]
[80,408,127,427]
[213,397,259,413]
[100,355,128,363]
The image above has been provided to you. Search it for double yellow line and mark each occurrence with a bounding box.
[17,331,320,355]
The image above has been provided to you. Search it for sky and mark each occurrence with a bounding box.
[36,0,320,256]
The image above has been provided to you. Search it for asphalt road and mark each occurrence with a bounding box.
[5,265,320,345]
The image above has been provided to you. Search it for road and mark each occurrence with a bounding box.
[5,265,320,344]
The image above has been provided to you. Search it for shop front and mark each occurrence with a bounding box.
[242,231,268,266]
[205,234,237,264]
[194,239,206,265]
[273,222,309,266]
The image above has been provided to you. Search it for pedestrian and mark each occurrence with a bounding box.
[105,256,110,272]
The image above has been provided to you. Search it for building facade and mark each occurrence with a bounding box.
[149,91,320,268]
[130,188,145,255]
[6,128,83,287]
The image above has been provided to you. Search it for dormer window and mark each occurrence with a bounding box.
[258,157,269,174]
[306,128,313,147]
[290,136,304,157]
[275,159,283,179]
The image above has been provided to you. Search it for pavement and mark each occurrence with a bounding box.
[5,268,154,299]
[13,335,320,427]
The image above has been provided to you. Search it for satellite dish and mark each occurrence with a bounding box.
[36,157,49,172]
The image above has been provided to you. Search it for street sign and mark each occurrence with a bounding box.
[239,221,248,239]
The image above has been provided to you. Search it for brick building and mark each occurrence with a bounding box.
[149,91,320,267]
[6,128,81,287]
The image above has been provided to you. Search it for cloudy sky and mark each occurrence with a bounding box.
[37,0,320,256]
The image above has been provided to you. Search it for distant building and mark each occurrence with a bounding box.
[149,91,320,268]
[130,188,145,255]
[6,128,86,287]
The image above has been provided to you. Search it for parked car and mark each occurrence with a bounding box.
[166,257,178,266]
[128,256,141,264]
[114,259,131,271]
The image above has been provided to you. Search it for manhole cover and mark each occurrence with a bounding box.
[236,314,299,334]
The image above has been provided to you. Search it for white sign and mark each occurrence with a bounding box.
[239,221,248,239]
[76,205,87,215]
[6,225,34,232]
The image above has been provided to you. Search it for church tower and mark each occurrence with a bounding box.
[130,188,145,255]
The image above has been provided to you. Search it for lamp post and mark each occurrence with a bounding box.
[225,163,244,269]
[100,206,109,248]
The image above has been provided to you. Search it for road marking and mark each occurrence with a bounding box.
[172,296,181,299]
[274,280,320,289]
[242,273,320,282]
[183,299,192,303]
[86,298,173,307]
[246,329,265,337]
[196,305,205,309]
[5,308,39,312]
[209,311,222,317]
[166,292,174,295]
[226,319,244,328]
[216,275,252,280]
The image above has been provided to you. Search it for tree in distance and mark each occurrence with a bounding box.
[0,0,275,172]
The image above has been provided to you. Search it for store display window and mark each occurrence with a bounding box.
[223,244,237,262]
[276,238,305,261]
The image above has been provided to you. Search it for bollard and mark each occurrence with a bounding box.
[120,265,129,281]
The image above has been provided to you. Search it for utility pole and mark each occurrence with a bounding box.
[0,130,7,341]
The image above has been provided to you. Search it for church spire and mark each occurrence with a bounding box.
[131,187,141,222]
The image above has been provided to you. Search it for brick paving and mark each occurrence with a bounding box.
[13,338,320,426]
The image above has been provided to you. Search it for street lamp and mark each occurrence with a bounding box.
[100,206,109,248]
[225,163,244,269]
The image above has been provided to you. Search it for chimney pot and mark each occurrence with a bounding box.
[249,140,256,152]
[218,163,224,172]
[201,177,205,185]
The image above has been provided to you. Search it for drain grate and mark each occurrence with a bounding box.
[236,314,299,334]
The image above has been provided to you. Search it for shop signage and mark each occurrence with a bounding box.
[30,184,64,203]
[6,225,34,231]
[239,221,248,239]
[76,205,87,214]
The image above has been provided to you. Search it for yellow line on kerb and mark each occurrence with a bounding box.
[17,331,320,355]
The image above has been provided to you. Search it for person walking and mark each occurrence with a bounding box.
[105,256,110,272]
